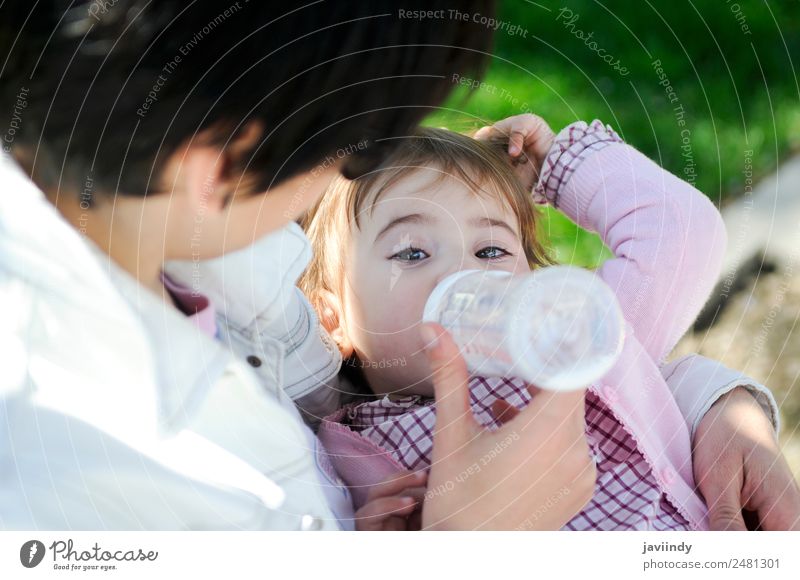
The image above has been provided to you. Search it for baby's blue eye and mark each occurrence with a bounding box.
[476,246,510,260]
[391,247,429,262]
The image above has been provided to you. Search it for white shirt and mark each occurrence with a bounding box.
[0,154,353,530]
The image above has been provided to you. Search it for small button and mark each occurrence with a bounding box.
[246,355,262,368]
[661,468,675,484]
[300,514,324,531]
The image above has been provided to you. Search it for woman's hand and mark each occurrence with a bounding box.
[693,387,800,530]
[354,470,427,531]
[420,323,596,530]
[475,113,556,191]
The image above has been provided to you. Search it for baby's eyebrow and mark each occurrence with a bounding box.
[468,216,519,238]
[374,213,435,243]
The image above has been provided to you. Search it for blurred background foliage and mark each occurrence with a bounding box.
[424,0,800,267]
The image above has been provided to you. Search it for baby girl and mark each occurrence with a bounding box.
[299,115,730,530]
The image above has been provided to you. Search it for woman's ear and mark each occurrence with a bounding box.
[317,288,354,359]
[179,146,228,214]
[166,120,265,215]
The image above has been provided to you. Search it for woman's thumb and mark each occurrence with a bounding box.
[421,323,474,454]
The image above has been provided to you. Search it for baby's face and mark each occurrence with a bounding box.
[341,168,531,397]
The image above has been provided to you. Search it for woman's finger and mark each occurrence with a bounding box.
[422,323,478,457]
[707,492,748,531]
[698,460,747,531]
[746,459,800,531]
[515,386,587,435]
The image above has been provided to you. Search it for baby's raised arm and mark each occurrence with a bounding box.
[535,120,727,365]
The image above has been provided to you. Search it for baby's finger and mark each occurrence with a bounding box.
[407,509,423,531]
[486,114,541,138]
[509,130,525,156]
[399,485,428,504]
[366,470,427,502]
[473,125,497,141]
[355,496,418,531]
[383,516,410,531]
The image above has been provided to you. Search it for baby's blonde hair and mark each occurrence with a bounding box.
[299,127,552,320]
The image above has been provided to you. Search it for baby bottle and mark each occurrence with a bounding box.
[422,265,625,391]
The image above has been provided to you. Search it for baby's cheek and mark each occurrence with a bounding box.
[368,291,422,332]
[356,283,428,360]
[373,324,418,359]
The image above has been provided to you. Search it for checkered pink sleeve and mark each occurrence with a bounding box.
[533,118,726,366]
[532,119,624,208]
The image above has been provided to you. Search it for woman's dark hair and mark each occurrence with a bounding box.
[0,1,495,199]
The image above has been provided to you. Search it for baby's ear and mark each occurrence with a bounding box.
[317,289,354,359]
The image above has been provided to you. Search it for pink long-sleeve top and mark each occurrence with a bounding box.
[318,120,727,530]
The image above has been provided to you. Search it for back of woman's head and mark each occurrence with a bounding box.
[0,1,496,200]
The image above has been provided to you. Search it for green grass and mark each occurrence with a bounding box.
[425,0,800,267]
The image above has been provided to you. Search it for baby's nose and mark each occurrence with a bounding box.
[435,262,492,287]
[435,265,464,287]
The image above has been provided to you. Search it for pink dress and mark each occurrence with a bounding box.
[318,120,729,530]
[329,376,690,530]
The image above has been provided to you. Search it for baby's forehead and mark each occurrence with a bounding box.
[351,171,521,237]
[360,166,519,225]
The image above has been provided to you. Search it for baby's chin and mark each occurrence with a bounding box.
[388,383,435,399]
[363,366,435,400]
[356,348,434,396]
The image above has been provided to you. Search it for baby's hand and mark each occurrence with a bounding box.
[475,113,556,192]
[354,470,427,531]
